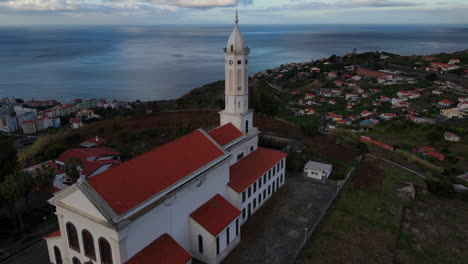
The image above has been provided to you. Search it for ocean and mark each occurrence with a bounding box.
[0,24,467,101]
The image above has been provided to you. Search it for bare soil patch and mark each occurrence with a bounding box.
[395,197,468,264]
[351,156,384,189]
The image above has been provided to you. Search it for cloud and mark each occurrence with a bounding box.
[2,0,252,12]
[249,0,420,12]
[147,0,252,8]
[333,0,418,8]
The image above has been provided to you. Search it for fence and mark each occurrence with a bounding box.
[289,154,364,264]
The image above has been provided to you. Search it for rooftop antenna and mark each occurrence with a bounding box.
[235,9,239,24]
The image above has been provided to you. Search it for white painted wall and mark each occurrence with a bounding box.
[118,160,231,263]
[56,204,120,264]
[226,134,258,167]
[304,168,331,181]
[220,111,253,134]
[45,237,62,264]
[236,158,286,224]
[189,216,241,264]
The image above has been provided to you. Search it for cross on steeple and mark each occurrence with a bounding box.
[235,9,239,24]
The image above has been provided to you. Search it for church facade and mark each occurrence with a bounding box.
[44,14,287,264]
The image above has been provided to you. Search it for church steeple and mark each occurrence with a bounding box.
[220,11,253,134]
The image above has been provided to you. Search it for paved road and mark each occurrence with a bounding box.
[222,172,336,264]
[1,240,49,264]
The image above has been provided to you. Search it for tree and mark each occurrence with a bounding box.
[34,164,56,191]
[425,178,456,199]
[0,139,17,182]
[0,171,33,230]
[64,158,82,182]
[357,142,369,154]
[425,73,438,82]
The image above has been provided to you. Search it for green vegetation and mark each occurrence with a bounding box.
[388,55,422,67]
[394,149,443,176]
[0,137,17,182]
[300,158,424,264]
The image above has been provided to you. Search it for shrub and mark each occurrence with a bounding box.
[394,149,443,176]
[425,178,456,199]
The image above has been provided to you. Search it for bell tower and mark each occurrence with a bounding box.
[220,10,253,134]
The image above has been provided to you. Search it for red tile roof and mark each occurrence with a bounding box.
[43,229,61,239]
[56,148,120,164]
[125,233,191,264]
[83,136,106,146]
[69,118,81,124]
[439,99,453,105]
[426,151,444,161]
[190,194,240,236]
[208,123,243,147]
[56,147,121,177]
[88,130,226,215]
[228,147,287,193]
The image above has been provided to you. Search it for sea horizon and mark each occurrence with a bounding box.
[1,24,467,102]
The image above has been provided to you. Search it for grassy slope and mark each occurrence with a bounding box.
[300,156,424,264]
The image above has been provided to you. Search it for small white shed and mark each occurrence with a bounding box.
[303,161,333,181]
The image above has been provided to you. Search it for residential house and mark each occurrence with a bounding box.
[310,67,321,73]
[380,96,391,102]
[327,72,337,79]
[360,110,373,118]
[440,109,465,119]
[360,119,379,126]
[70,118,83,129]
[380,113,397,120]
[444,131,460,142]
[346,93,358,100]
[438,99,453,108]
[432,89,443,95]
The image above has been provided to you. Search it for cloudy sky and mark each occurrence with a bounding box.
[0,0,467,25]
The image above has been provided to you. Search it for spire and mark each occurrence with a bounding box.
[227,8,245,52]
[235,9,239,24]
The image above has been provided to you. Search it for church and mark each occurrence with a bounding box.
[44,13,287,264]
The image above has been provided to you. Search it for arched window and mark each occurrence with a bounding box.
[245,120,249,133]
[53,246,63,264]
[99,237,113,264]
[66,222,80,252]
[230,45,234,52]
[82,229,96,260]
[72,257,81,264]
[198,235,203,254]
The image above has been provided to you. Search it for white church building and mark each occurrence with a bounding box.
[44,13,287,264]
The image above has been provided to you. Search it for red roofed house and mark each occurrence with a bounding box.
[69,117,82,129]
[438,99,453,108]
[431,62,459,71]
[53,147,122,189]
[380,113,397,120]
[360,110,373,118]
[44,19,287,264]
[423,56,437,61]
